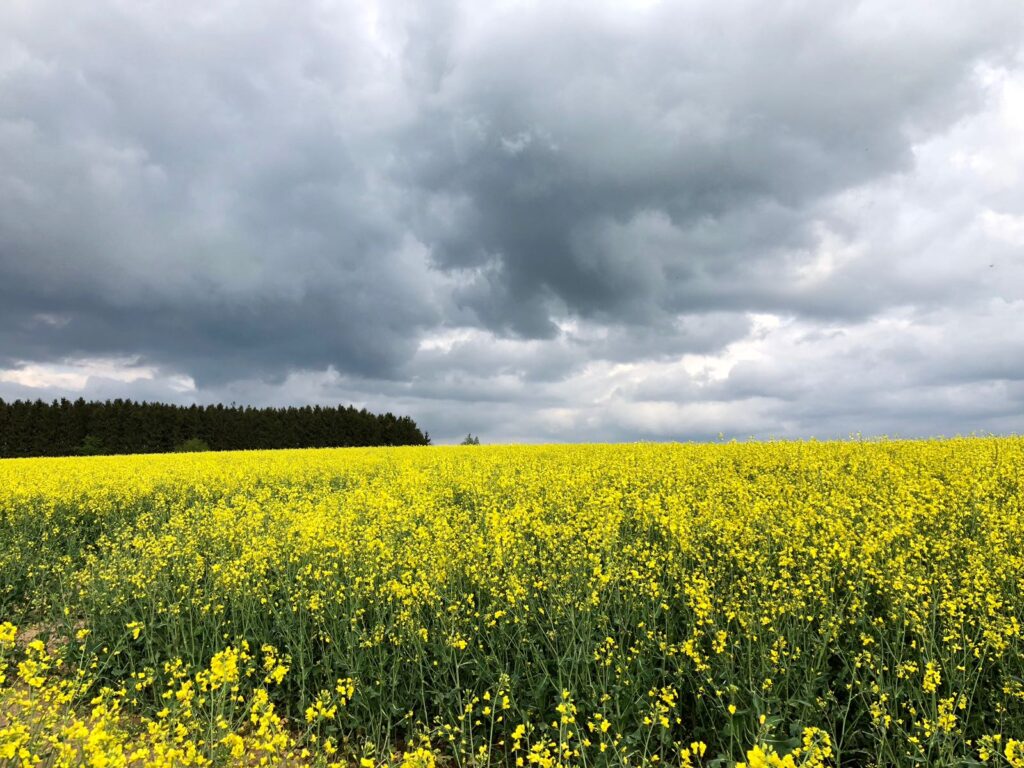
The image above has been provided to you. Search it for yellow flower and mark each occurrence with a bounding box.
[923,661,941,693]
[0,622,17,647]
[1006,739,1024,768]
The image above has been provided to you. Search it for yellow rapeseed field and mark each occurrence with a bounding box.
[1,439,1023,767]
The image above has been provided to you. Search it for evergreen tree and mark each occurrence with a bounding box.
[0,398,429,457]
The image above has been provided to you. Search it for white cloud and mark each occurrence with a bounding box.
[0,357,176,390]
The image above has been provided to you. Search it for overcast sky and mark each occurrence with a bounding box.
[2,0,1023,443]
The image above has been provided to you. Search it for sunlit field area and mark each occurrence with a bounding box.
[1,440,1023,767]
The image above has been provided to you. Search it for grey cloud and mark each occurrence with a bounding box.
[1,0,1023,442]
[402,312,751,390]
[1,0,448,381]
[407,1,1023,332]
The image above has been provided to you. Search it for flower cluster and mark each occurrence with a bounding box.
[1,437,1023,766]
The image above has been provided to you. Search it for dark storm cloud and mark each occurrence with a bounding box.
[1,0,1023,441]
[405,1,1023,333]
[0,0,445,380]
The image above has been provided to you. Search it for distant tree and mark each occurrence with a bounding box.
[174,437,210,453]
[78,435,105,456]
[0,398,429,457]
[461,434,481,445]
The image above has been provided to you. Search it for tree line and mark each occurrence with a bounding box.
[0,398,430,458]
